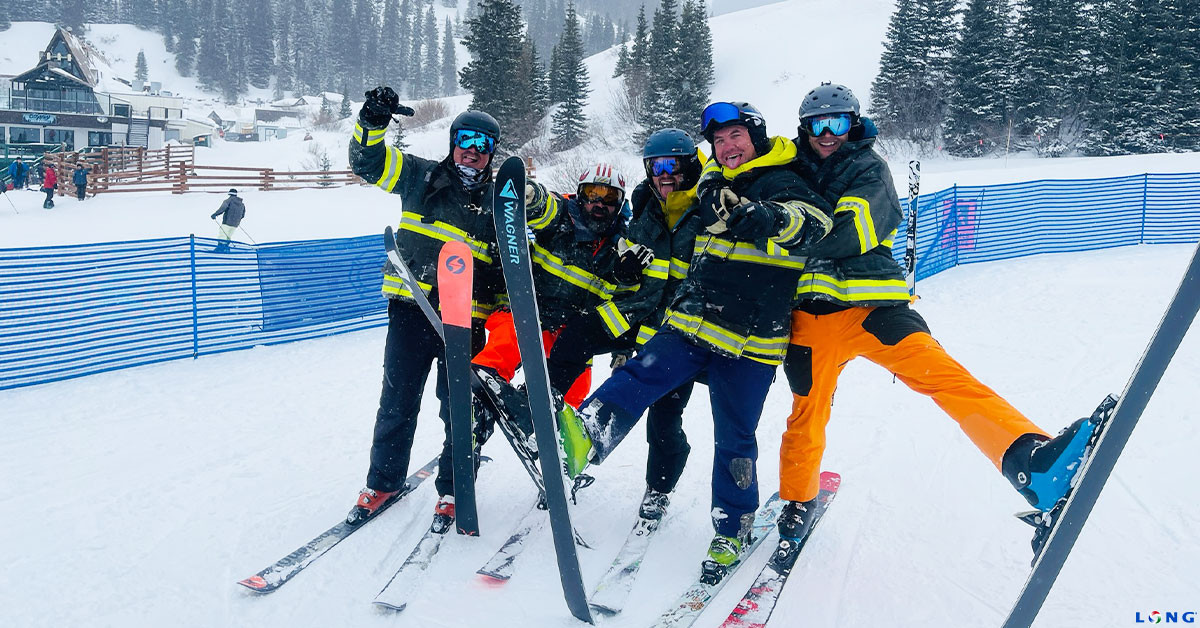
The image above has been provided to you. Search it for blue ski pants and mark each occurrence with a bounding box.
[579,331,776,537]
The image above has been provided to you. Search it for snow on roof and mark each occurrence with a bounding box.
[255,108,303,123]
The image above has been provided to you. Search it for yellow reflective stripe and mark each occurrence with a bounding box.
[881,227,897,248]
[836,196,879,253]
[527,194,559,230]
[663,310,787,364]
[596,300,631,337]
[529,243,616,299]
[636,324,658,345]
[376,146,404,192]
[353,123,388,146]
[399,212,494,263]
[472,302,494,320]
[696,235,807,270]
[795,273,911,302]
[382,275,432,297]
[774,202,804,242]
[645,257,669,280]
[669,257,689,279]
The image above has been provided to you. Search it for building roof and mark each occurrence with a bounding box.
[255,108,303,123]
[12,28,100,88]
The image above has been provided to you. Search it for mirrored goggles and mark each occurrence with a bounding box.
[647,156,683,177]
[802,113,853,137]
[578,183,622,205]
[453,129,496,154]
[700,102,743,135]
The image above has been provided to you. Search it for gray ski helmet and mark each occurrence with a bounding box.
[799,82,860,119]
[449,110,501,149]
[700,101,770,156]
[642,128,702,188]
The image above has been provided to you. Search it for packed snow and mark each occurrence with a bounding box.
[2,1,1199,626]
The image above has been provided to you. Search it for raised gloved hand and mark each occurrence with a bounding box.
[360,86,415,128]
[706,188,739,234]
[725,196,786,240]
[614,239,655,284]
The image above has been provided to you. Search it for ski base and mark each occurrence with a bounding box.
[720,472,841,628]
[372,523,449,611]
[236,455,439,594]
[589,513,664,614]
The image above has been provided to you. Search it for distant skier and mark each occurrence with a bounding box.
[73,164,89,200]
[8,157,28,189]
[210,189,245,252]
[41,164,57,209]
[555,102,833,581]
[346,85,506,533]
[776,82,1103,548]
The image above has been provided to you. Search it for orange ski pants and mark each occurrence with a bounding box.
[780,305,1048,502]
[471,310,591,408]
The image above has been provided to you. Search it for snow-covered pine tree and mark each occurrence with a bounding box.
[196,0,230,94]
[670,0,713,138]
[944,0,1013,156]
[0,11,9,31]
[246,1,275,90]
[407,9,425,98]
[339,84,353,119]
[317,93,334,126]
[509,35,549,146]
[869,0,957,144]
[613,42,630,78]
[172,0,197,77]
[621,5,651,117]
[135,50,149,82]
[392,119,409,150]
[548,43,564,104]
[61,0,87,34]
[636,0,679,140]
[421,6,440,96]
[442,17,457,95]
[381,0,403,88]
[460,0,526,147]
[551,2,589,150]
[1010,0,1094,155]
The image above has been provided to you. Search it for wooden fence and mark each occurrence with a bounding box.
[40,146,362,197]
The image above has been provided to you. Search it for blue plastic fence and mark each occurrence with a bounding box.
[3,172,1199,391]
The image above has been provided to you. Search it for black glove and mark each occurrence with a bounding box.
[360,86,414,128]
[614,240,655,284]
[726,198,785,240]
[610,348,634,369]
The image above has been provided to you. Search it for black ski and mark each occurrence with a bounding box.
[438,240,480,536]
[237,455,439,593]
[1002,241,1200,628]
[492,156,594,624]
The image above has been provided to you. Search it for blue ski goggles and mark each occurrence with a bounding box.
[802,113,853,137]
[647,156,683,177]
[453,129,496,154]
[700,102,745,135]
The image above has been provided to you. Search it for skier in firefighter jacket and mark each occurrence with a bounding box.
[344,86,504,525]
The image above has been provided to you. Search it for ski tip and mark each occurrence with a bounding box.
[476,572,510,587]
[372,600,407,612]
[819,472,841,491]
[237,575,271,592]
[589,603,619,616]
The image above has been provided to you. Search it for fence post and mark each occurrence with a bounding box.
[952,184,959,267]
[176,162,187,194]
[190,234,200,358]
[1140,173,1149,245]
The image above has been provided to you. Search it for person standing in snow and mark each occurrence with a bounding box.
[41,164,57,209]
[7,157,28,189]
[210,189,246,252]
[554,102,832,580]
[775,82,1105,550]
[73,164,90,200]
[346,85,506,534]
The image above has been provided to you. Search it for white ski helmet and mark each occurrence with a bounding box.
[576,162,627,206]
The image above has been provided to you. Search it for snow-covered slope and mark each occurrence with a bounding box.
[1,243,1196,627]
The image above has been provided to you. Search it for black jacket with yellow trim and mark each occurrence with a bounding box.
[624,177,705,346]
[522,183,634,332]
[790,119,909,308]
[664,137,832,365]
[349,119,503,320]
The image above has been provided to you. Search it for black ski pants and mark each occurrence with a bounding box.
[367,298,487,496]
[548,318,693,494]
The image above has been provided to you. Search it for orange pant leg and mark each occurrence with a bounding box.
[861,330,1048,469]
[779,308,871,502]
[471,311,522,381]
[563,367,591,408]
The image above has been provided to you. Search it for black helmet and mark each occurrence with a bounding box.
[450,110,501,148]
[700,101,770,156]
[799,82,860,119]
[642,128,702,189]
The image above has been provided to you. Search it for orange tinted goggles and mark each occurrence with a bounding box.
[578,183,621,205]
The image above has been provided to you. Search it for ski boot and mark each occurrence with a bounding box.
[638,487,671,521]
[699,533,743,585]
[1007,395,1117,559]
[431,495,456,534]
[346,487,399,526]
[777,498,820,541]
[556,399,593,479]
[472,366,538,456]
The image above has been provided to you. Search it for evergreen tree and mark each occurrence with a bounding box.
[548,43,564,103]
[944,0,1013,156]
[1009,0,1092,155]
[460,0,526,147]
[173,0,197,77]
[392,119,410,150]
[130,0,159,30]
[246,0,275,90]
[670,0,712,137]
[0,11,9,31]
[291,0,322,94]
[135,50,149,82]
[353,0,380,90]
[637,0,679,138]
[317,93,334,125]
[551,2,589,150]
[421,5,441,96]
[396,0,414,89]
[407,10,425,98]
[441,17,458,95]
[621,5,651,119]
[340,84,353,119]
[613,42,630,77]
[195,0,229,94]
[381,0,404,85]
[61,0,87,33]
[869,0,957,143]
[508,34,550,145]
[275,6,296,98]
[328,1,358,92]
